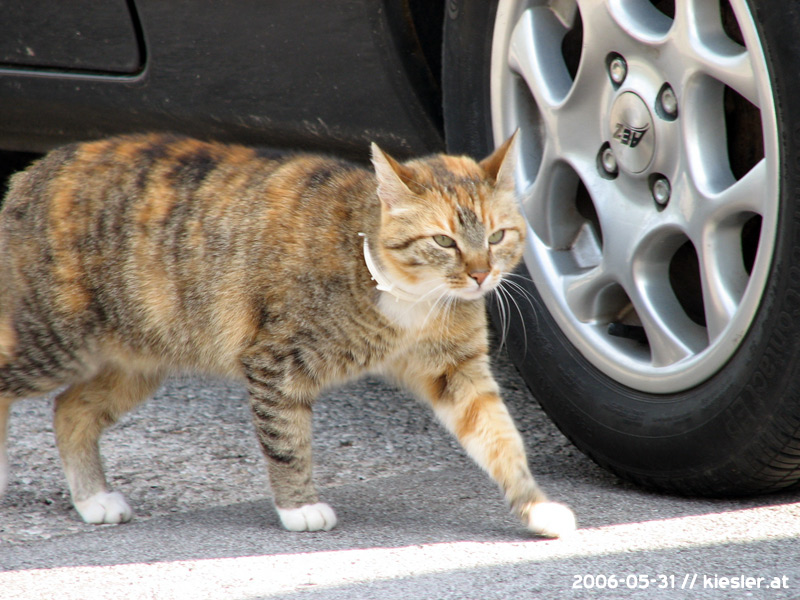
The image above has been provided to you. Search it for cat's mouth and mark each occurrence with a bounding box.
[451,275,500,301]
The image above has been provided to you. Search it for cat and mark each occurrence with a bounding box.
[0,133,576,538]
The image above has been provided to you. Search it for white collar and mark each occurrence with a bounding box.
[359,233,423,303]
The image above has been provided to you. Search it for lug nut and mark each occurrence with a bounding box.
[609,56,627,85]
[600,146,618,176]
[652,176,671,206]
[659,84,678,118]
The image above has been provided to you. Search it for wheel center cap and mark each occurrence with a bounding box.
[609,91,655,174]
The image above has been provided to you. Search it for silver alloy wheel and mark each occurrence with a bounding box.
[491,0,779,393]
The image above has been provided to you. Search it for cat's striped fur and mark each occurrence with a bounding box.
[0,133,575,537]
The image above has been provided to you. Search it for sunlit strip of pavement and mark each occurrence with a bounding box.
[2,503,799,599]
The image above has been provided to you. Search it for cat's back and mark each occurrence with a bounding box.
[2,133,372,237]
[1,133,376,279]
[0,134,380,374]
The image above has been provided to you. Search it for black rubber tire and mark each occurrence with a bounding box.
[443,0,800,496]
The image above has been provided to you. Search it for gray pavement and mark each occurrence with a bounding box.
[1,348,799,599]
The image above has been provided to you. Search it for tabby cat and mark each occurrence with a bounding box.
[0,133,576,537]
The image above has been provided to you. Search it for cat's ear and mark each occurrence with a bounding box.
[371,143,416,211]
[479,130,518,193]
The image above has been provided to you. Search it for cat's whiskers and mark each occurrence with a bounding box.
[491,273,541,357]
[491,283,511,354]
[501,274,542,325]
[495,281,527,356]
[415,283,453,333]
[373,279,451,335]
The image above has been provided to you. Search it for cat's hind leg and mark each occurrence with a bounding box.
[54,366,163,524]
[0,396,11,497]
[242,360,336,532]
[0,314,15,497]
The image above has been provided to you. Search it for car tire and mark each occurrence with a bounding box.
[443,0,800,496]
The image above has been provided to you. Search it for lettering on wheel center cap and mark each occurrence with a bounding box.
[609,91,655,174]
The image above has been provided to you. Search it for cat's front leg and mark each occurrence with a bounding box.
[413,356,576,538]
[243,364,336,532]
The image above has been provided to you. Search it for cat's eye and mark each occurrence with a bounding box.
[434,234,457,248]
[488,230,505,244]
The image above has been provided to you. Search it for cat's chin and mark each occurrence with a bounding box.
[452,288,492,301]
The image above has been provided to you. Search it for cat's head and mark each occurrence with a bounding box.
[370,134,525,302]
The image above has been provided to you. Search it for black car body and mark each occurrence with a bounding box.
[0,0,444,159]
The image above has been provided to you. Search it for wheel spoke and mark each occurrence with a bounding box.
[691,160,767,339]
[711,158,769,217]
[563,263,618,323]
[605,0,672,43]
[687,158,767,233]
[697,228,749,341]
[703,51,757,108]
[519,144,581,249]
[681,75,732,195]
[628,274,708,367]
[552,4,616,156]
[508,8,573,113]
[676,0,758,105]
[606,210,709,367]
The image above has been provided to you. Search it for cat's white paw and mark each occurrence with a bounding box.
[526,501,577,538]
[277,502,337,532]
[75,491,133,524]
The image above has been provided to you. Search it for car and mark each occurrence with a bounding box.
[1,0,799,497]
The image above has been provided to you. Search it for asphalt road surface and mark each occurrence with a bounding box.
[1,345,799,599]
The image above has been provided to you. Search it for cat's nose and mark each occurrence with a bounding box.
[470,270,490,286]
